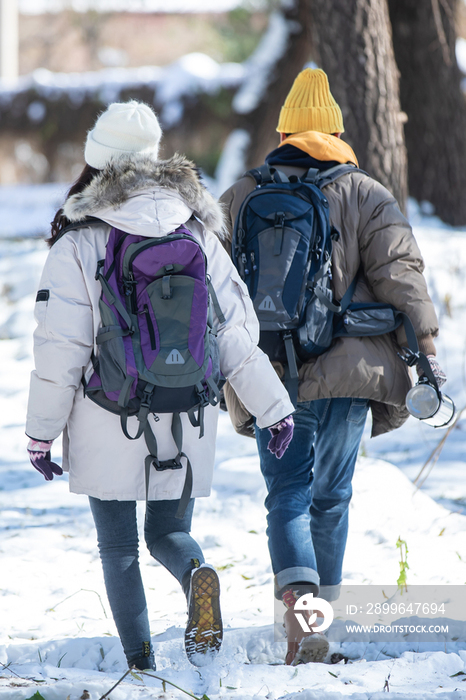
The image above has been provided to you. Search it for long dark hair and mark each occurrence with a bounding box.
[49,163,100,247]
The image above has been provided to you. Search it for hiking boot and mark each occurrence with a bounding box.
[287,630,330,666]
[282,591,329,666]
[184,563,222,666]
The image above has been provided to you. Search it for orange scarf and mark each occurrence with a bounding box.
[280,131,358,167]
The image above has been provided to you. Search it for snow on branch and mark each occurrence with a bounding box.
[232,10,297,115]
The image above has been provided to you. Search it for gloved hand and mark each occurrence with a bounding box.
[417,355,447,389]
[267,415,294,459]
[27,439,63,481]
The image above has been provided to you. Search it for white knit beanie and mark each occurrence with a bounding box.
[84,100,162,169]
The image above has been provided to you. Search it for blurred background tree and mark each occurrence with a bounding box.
[308,0,407,211]
[388,0,466,226]
[1,0,466,224]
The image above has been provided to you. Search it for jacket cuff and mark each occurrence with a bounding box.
[417,334,436,356]
[26,433,53,441]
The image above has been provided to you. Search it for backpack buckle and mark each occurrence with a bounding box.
[274,212,286,228]
[196,384,209,404]
[141,385,155,408]
[398,347,420,367]
[154,457,183,471]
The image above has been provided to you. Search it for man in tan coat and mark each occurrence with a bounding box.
[220,68,445,665]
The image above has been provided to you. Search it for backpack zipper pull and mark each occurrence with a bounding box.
[127,271,139,313]
[251,251,257,271]
[123,271,137,296]
[241,253,250,276]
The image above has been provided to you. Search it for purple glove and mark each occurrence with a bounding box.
[27,439,63,481]
[267,415,294,459]
[417,355,447,389]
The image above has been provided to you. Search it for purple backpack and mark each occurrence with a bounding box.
[84,224,224,517]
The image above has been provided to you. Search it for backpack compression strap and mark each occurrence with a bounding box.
[312,270,359,315]
[95,261,135,338]
[118,380,154,441]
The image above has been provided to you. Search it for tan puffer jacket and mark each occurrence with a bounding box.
[220,132,439,437]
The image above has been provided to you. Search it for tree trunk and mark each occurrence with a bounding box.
[309,0,408,211]
[388,0,466,225]
[236,1,313,170]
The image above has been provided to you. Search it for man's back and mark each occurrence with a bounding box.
[219,67,443,667]
[221,129,438,436]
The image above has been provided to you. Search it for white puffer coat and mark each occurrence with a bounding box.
[26,154,294,501]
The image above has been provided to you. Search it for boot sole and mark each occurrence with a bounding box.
[291,633,329,665]
[184,567,223,666]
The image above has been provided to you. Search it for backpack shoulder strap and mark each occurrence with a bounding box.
[244,164,290,186]
[244,164,275,185]
[304,164,368,189]
[53,216,106,245]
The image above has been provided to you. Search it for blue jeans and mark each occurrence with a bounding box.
[255,397,368,601]
[89,497,204,664]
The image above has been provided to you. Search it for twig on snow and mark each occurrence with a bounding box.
[413,404,466,490]
[97,667,133,700]
[46,588,108,618]
[98,665,210,700]
[140,670,208,699]
[0,661,24,680]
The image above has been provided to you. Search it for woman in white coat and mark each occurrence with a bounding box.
[26,101,295,671]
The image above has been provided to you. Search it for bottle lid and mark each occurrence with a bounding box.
[406,383,439,419]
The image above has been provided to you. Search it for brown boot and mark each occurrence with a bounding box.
[282,591,329,666]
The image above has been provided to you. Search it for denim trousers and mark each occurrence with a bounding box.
[255,397,368,601]
[89,496,204,664]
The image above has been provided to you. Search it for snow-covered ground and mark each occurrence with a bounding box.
[1,189,466,699]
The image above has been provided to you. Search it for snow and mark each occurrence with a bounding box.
[0,56,245,129]
[1,190,466,699]
[0,183,66,240]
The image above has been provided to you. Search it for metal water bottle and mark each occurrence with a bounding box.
[397,315,455,429]
[405,377,455,429]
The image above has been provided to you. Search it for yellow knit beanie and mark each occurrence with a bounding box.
[277,68,344,135]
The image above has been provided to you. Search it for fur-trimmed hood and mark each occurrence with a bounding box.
[63,153,226,238]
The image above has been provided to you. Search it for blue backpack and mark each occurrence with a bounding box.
[231,163,416,405]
